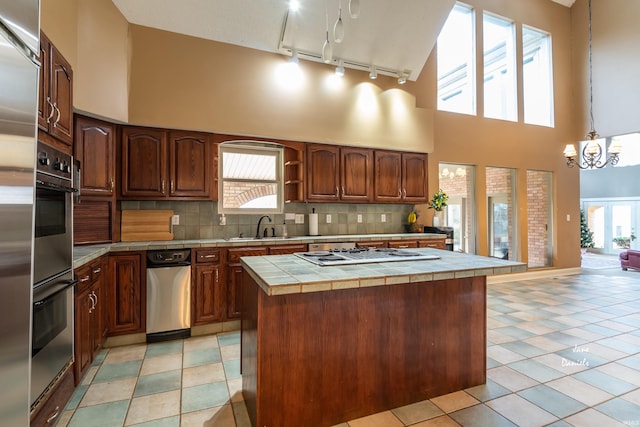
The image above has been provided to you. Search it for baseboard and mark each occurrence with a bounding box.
[488,267,582,284]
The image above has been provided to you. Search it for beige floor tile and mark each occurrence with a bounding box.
[487,345,527,364]
[227,377,244,402]
[553,315,588,327]
[348,410,403,427]
[80,366,99,386]
[596,362,640,384]
[487,330,517,344]
[124,389,180,426]
[430,391,479,413]
[391,399,444,424]
[103,344,147,364]
[540,305,577,315]
[509,311,545,321]
[79,377,136,407]
[563,408,628,427]
[139,353,183,376]
[182,362,226,388]
[597,319,636,333]
[515,322,555,335]
[56,409,74,427]
[618,333,640,346]
[622,389,640,406]
[585,342,628,361]
[180,404,235,427]
[220,343,240,360]
[183,335,220,353]
[533,353,590,375]
[485,394,557,427]
[486,366,539,392]
[563,327,606,342]
[409,415,461,426]
[546,376,614,406]
[522,336,567,352]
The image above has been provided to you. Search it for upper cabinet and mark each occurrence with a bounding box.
[120,126,213,200]
[374,151,428,203]
[38,32,73,147]
[74,115,116,197]
[306,144,373,202]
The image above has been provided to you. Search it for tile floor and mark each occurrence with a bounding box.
[57,267,640,427]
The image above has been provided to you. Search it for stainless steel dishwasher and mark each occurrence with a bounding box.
[146,249,192,342]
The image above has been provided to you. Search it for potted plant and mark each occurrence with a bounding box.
[580,209,594,254]
[428,189,448,226]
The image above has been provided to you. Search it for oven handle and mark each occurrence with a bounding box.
[33,279,77,306]
[36,179,78,193]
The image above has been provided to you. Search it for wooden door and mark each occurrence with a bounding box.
[49,45,73,145]
[107,253,143,335]
[374,150,403,202]
[193,265,223,325]
[169,131,211,198]
[340,148,373,202]
[120,127,167,198]
[37,33,51,132]
[74,115,115,197]
[306,144,340,202]
[402,153,428,202]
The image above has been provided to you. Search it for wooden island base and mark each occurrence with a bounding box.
[241,271,487,427]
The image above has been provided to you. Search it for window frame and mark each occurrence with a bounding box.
[218,141,284,215]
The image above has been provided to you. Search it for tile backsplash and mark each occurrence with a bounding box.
[120,201,416,240]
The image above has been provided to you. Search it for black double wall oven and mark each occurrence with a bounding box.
[31,142,77,407]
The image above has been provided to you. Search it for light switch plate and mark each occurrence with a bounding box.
[295,214,304,224]
[285,213,296,220]
[326,214,332,224]
[381,214,386,223]
[566,214,571,222]
[357,214,363,223]
[172,215,180,225]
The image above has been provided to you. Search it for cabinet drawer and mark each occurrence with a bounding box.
[227,247,268,263]
[419,240,446,249]
[268,244,307,255]
[75,265,93,292]
[387,241,418,249]
[195,249,221,264]
[356,241,388,249]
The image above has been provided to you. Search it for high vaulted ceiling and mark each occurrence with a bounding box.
[112,0,576,81]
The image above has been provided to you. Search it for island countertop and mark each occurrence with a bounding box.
[241,248,526,296]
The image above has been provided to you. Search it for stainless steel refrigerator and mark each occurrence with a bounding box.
[0,1,40,425]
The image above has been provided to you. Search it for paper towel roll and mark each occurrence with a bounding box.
[309,213,319,236]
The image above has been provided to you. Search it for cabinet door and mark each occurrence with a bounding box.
[37,33,51,132]
[306,144,340,202]
[73,199,115,245]
[107,253,144,335]
[120,127,167,198]
[91,260,107,352]
[169,131,212,198]
[402,153,428,202]
[193,265,223,325]
[74,287,92,383]
[340,148,373,202]
[226,264,244,319]
[49,44,73,145]
[374,151,402,202]
[75,116,116,197]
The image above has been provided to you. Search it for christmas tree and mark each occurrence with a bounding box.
[580,209,594,248]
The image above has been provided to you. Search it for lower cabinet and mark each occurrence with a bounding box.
[419,239,446,249]
[30,365,75,427]
[74,257,106,384]
[107,252,145,335]
[192,249,224,325]
[226,247,268,319]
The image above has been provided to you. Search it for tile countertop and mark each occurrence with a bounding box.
[240,249,527,296]
[72,233,447,269]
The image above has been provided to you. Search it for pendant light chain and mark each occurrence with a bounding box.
[588,0,596,137]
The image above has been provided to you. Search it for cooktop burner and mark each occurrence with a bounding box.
[294,247,440,266]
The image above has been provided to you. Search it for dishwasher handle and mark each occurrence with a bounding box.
[146,261,191,268]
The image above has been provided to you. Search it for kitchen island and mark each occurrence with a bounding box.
[240,249,525,427]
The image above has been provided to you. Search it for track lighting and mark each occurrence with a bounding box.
[397,72,408,85]
[334,0,344,43]
[289,49,299,65]
[369,66,377,79]
[335,60,345,77]
[322,0,332,63]
[349,0,360,19]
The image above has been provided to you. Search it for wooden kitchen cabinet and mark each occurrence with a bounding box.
[120,127,214,200]
[226,247,268,319]
[192,249,224,325]
[38,32,73,147]
[419,239,446,249]
[74,257,106,384]
[374,151,428,203]
[268,244,307,255]
[356,241,388,249]
[74,115,116,197]
[306,144,373,202]
[388,240,419,249]
[107,252,145,335]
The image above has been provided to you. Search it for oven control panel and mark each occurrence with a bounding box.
[37,142,72,180]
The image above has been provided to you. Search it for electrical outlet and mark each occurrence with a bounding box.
[295,214,304,224]
[566,214,571,222]
[172,215,180,225]
[357,214,363,223]
[219,214,226,226]
[381,214,386,223]
[326,214,332,224]
[285,213,296,220]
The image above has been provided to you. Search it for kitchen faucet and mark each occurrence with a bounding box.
[255,215,272,239]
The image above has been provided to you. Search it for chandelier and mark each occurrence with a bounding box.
[563,0,621,169]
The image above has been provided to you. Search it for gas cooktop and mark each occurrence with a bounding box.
[293,247,440,266]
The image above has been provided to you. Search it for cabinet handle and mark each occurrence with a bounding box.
[45,97,55,123]
[109,179,114,192]
[161,180,165,193]
[402,189,407,198]
[92,290,98,307]
[397,245,409,249]
[88,294,95,313]
[80,275,90,283]
[215,270,219,283]
[170,180,175,193]
[335,186,339,197]
[398,189,402,198]
[93,268,101,274]
[45,406,60,424]
[54,104,61,126]
[204,254,216,258]
[341,186,345,197]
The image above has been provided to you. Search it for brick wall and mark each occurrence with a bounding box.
[527,170,551,267]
